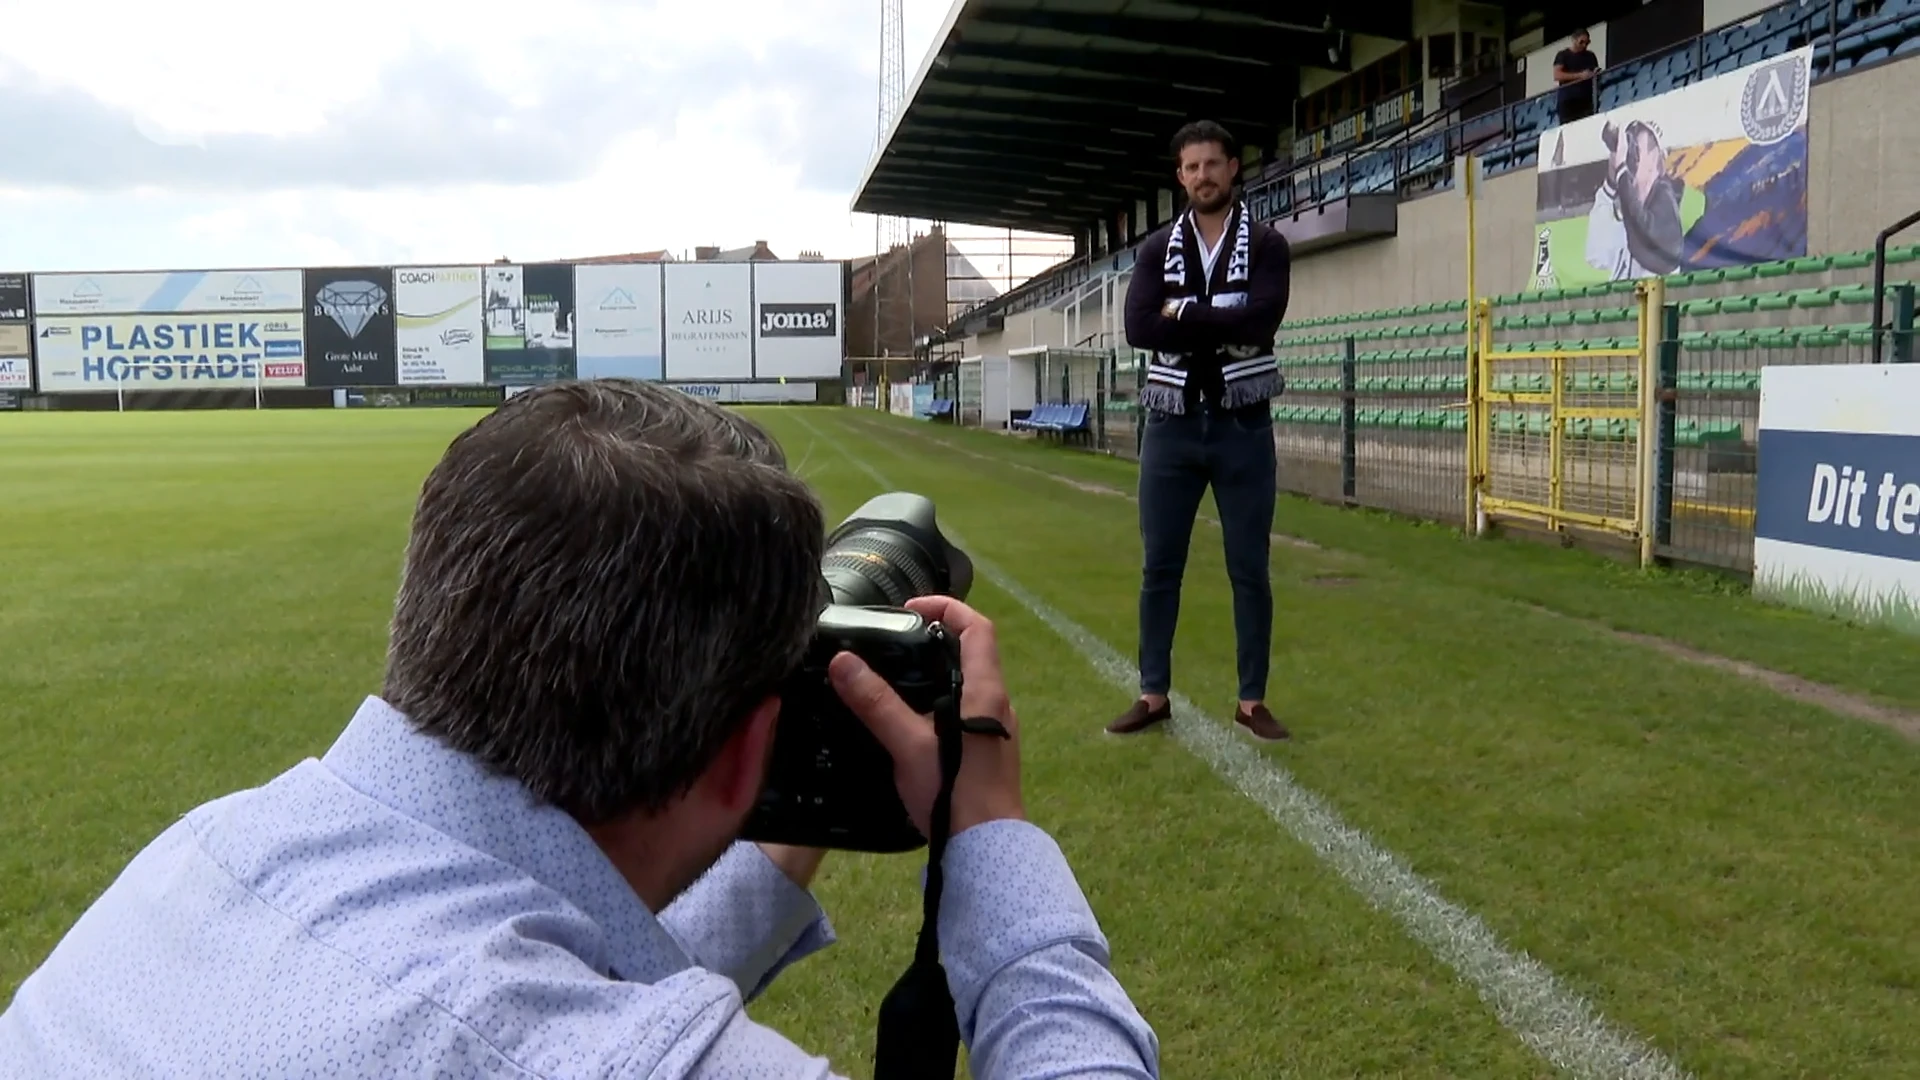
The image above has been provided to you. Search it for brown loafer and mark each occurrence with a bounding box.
[1106,698,1171,734]
[1234,703,1290,742]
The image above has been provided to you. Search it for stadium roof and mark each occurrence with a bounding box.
[851,0,1413,236]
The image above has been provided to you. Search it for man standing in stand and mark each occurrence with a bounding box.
[1107,120,1292,743]
[1554,29,1601,126]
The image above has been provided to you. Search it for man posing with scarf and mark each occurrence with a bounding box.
[1107,120,1292,743]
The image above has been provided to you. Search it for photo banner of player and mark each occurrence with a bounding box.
[483,263,576,385]
[33,312,307,392]
[575,263,664,380]
[664,262,752,380]
[752,260,844,380]
[1531,45,1811,287]
[394,267,485,385]
[30,270,303,316]
[304,267,397,387]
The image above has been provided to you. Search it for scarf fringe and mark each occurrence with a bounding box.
[1219,369,1283,409]
[1139,383,1187,415]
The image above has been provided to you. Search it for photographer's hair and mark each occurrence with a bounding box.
[1170,119,1239,163]
[382,379,827,825]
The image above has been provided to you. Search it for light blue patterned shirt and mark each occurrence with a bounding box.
[0,697,1159,1078]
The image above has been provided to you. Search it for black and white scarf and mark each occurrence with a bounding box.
[1140,200,1283,415]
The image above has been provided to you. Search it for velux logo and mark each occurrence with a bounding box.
[759,303,836,337]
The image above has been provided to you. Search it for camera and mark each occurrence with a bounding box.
[739,492,975,854]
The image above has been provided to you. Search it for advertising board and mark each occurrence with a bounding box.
[33,313,307,392]
[575,263,664,381]
[394,267,485,385]
[1753,362,1920,636]
[664,262,752,380]
[32,270,303,316]
[751,260,843,380]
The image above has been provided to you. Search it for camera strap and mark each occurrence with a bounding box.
[872,688,1009,1080]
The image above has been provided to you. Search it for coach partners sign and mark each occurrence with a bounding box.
[1753,363,1920,635]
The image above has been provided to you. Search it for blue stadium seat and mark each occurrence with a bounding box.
[1010,401,1091,440]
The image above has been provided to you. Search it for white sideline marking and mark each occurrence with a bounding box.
[792,411,1692,1080]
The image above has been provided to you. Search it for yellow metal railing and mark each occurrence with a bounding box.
[1466,278,1664,565]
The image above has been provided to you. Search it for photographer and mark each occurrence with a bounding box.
[0,381,1159,1077]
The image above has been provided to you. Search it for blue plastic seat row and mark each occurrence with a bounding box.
[919,397,955,419]
[1011,401,1090,434]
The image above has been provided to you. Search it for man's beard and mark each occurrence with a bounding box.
[1190,186,1232,214]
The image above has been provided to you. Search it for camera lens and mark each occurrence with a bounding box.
[817,492,973,608]
[822,527,942,607]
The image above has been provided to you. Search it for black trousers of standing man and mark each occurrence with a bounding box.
[1136,399,1276,705]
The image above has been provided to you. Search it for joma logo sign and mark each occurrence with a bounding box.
[759,303,836,337]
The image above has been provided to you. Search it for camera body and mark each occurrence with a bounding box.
[742,605,960,853]
[737,492,974,854]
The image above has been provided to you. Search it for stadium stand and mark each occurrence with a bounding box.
[857,0,1920,575]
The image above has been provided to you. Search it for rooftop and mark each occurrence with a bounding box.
[850,0,1413,235]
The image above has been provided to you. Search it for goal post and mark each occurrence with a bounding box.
[111,359,266,412]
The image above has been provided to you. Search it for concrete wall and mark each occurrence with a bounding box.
[950,56,1920,357]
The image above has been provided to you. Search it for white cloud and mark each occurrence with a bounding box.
[0,0,1072,276]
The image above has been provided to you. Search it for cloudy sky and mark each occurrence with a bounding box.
[0,0,1071,281]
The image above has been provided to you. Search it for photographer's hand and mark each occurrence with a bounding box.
[828,596,1024,840]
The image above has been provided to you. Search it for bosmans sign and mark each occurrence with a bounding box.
[34,313,307,392]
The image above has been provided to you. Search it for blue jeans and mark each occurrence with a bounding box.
[1136,402,1277,703]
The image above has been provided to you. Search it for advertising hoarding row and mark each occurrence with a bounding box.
[9,260,845,393]
[1531,45,1812,287]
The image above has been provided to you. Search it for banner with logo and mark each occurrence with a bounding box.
[672,380,818,403]
[304,267,397,386]
[1754,362,1920,637]
[664,262,752,380]
[0,356,29,390]
[483,263,576,385]
[752,260,843,380]
[0,273,27,322]
[1530,45,1811,287]
[31,270,303,316]
[575,263,664,380]
[394,266,485,385]
[33,313,307,392]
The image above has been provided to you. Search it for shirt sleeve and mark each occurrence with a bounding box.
[1164,229,1291,348]
[938,820,1161,1079]
[656,841,837,1003]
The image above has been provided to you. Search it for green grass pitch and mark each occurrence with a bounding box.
[3,406,1919,1078]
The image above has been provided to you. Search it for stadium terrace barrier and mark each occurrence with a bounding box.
[940,0,1919,342]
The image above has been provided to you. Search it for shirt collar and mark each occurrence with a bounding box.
[319,695,687,983]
